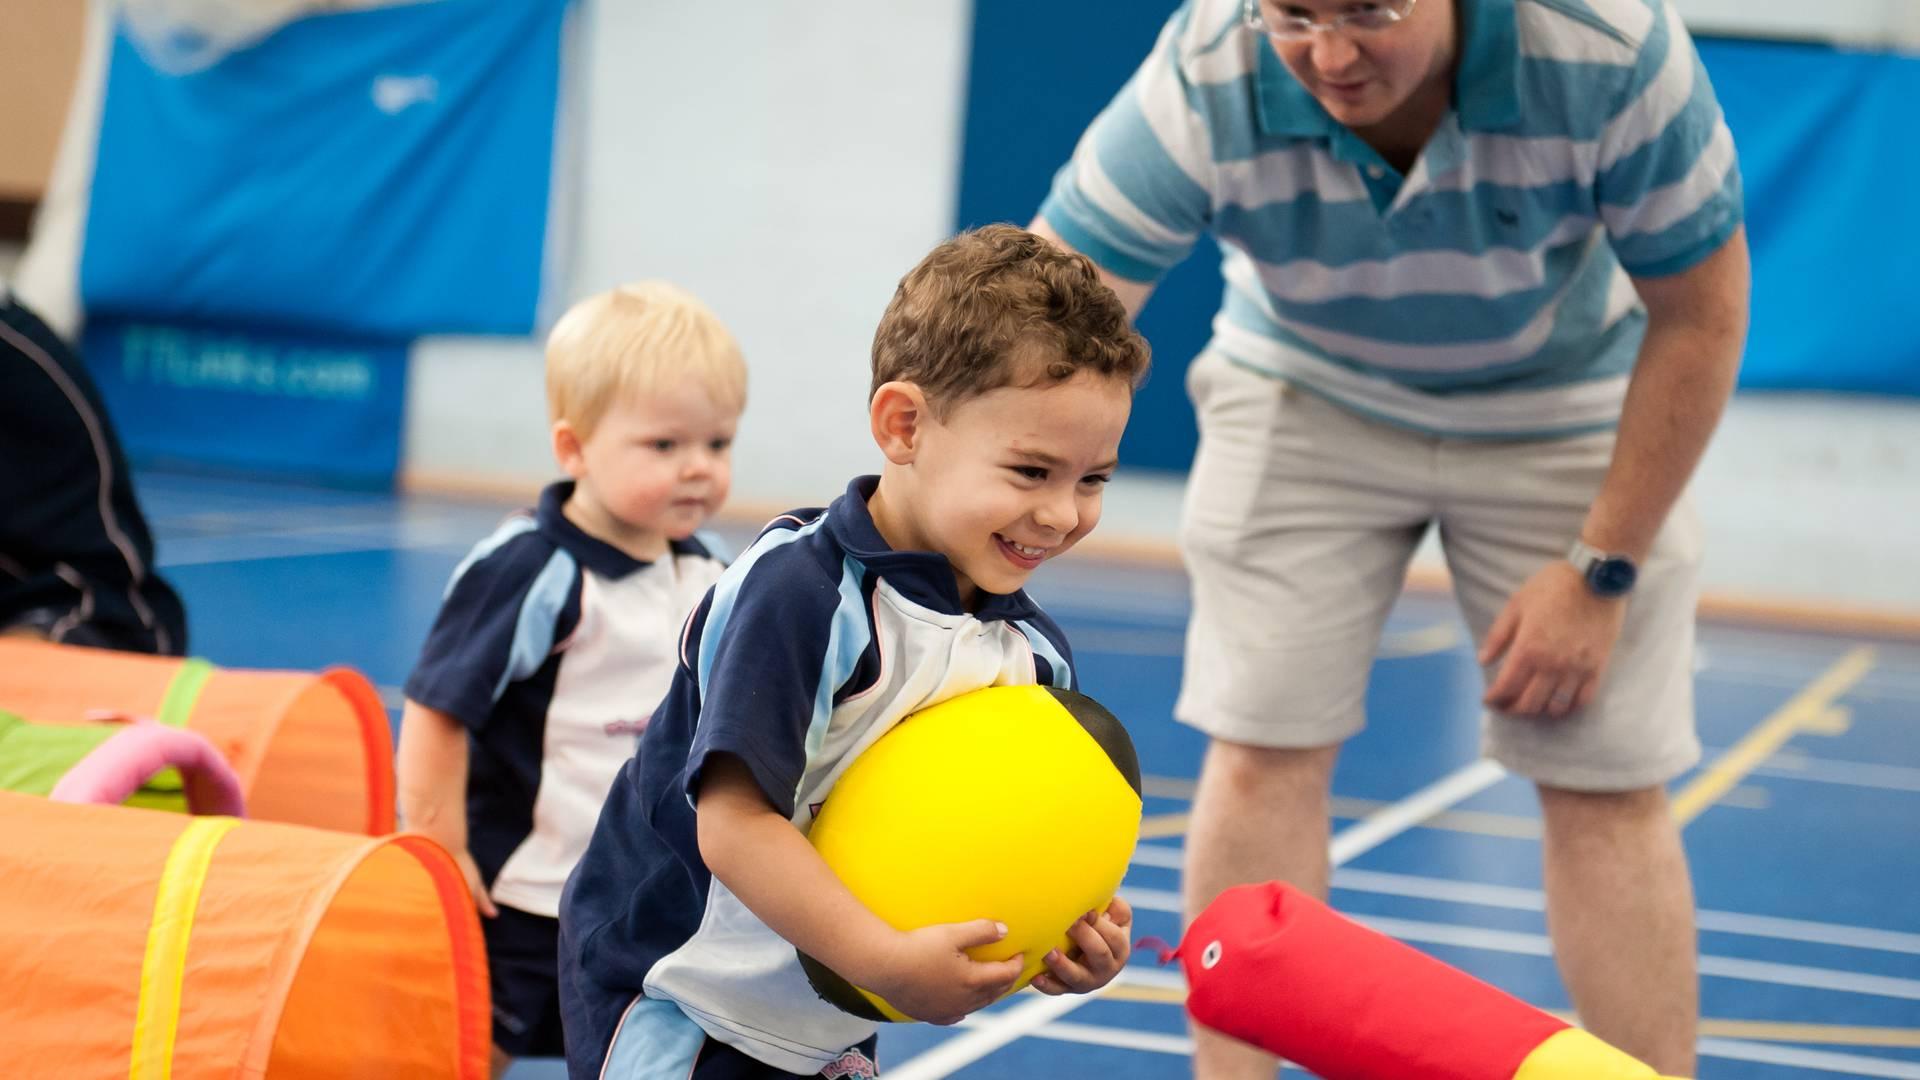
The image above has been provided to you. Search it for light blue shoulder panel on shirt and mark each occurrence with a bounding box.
[492,548,578,704]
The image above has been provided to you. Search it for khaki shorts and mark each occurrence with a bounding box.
[1173,351,1703,791]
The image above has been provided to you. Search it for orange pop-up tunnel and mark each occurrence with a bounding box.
[0,638,393,833]
[0,792,489,1079]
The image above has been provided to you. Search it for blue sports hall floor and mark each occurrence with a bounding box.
[141,470,1920,1079]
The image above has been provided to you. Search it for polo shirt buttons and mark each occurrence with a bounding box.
[1366,165,1386,179]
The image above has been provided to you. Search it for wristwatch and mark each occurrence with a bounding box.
[1567,538,1638,599]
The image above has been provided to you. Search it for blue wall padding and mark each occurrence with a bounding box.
[81,0,567,339]
[1697,38,1920,395]
[957,3,1920,472]
[82,318,409,489]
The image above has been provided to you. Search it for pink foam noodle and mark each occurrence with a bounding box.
[49,719,247,817]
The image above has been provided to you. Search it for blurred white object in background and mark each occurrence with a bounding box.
[114,0,423,75]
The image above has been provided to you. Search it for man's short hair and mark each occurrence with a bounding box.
[870,224,1149,415]
[546,281,746,438]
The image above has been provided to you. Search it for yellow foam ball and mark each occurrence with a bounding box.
[799,684,1142,1022]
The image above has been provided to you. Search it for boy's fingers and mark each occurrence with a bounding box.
[1104,896,1133,927]
[997,955,1026,985]
[953,919,1010,950]
[1067,917,1115,962]
[967,953,1024,991]
[1044,947,1094,989]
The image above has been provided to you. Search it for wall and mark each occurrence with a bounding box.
[378,0,1920,615]
[408,0,977,508]
[1672,0,1920,47]
[0,0,85,202]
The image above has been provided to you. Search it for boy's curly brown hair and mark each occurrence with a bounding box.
[870,224,1150,414]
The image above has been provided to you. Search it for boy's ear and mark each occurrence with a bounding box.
[869,381,930,465]
[552,420,588,479]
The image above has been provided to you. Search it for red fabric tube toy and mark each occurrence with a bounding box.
[1161,881,1678,1079]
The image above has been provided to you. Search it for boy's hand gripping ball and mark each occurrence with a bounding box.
[799,684,1142,1022]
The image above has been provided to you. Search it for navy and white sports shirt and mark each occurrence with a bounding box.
[1039,0,1743,438]
[404,481,726,918]
[559,476,1078,1074]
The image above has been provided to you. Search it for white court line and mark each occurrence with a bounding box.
[885,758,1510,1080]
[1329,758,1508,865]
[1358,914,1920,1001]
[1327,867,1920,956]
[882,987,1118,1080]
[1114,889,1920,1000]
[1755,750,1920,795]
[1122,855,1920,956]
[954,1015,1191,1056]
[1695,1037,1920,1079]
[155,524,486,568]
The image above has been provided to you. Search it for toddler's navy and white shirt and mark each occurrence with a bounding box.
[405,481,726,918]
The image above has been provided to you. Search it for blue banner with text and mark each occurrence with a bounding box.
[82,319,408,488]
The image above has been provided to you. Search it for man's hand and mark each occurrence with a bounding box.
[1030,896,1133,995]
[1479,562,1628,718]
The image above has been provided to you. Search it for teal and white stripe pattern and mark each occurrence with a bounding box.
[1039,0,1743,438]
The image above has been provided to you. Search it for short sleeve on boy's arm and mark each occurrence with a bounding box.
[1595,4,1743,277]
[680,550,858,820]
[403,528,582,731]
[1037,0,1217,283]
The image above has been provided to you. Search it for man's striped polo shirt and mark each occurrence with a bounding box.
[1039,0,1743,438]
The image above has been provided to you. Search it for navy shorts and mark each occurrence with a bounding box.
[484,904,568,1058]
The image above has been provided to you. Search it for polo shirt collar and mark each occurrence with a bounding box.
[537,481,653,580]
[825,475,1042,623]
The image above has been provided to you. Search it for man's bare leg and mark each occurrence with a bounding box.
[1539,783,1698,1075]
[1183,739,1341,1079]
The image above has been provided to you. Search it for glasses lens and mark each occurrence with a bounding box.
[1245,3,1301,37]
[1269,15,1314,38]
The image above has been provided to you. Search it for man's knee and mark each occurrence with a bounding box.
[1203,738,1341,799]
[1537,783,1686,854]
[1537,781,1671,818]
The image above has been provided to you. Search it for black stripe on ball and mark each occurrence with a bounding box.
[1043,687,1141,798]
[797,950,894,1022]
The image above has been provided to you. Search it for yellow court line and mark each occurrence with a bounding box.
[1101,986,1920,1049]
[1378,622,1464,658]
[130,817,240,1080]
[1670,646,1877,826]
[1696,1019,1920,1049]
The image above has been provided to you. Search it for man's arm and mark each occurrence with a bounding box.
[1582,227,1751,560]
[1480,229,1749,717]
[1028,218,1156,321]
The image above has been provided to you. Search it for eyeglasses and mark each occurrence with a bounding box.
[1242,0,1418,41]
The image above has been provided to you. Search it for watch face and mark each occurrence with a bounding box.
[1589,557,1638,598]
